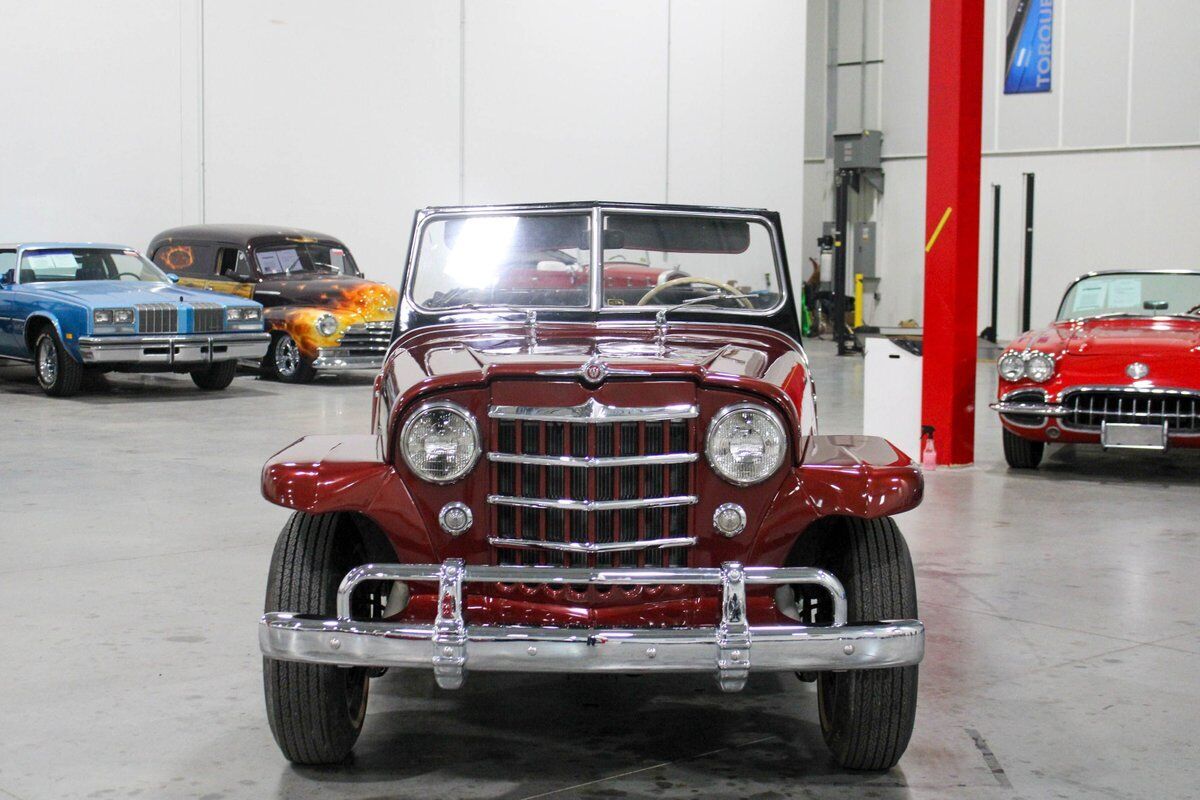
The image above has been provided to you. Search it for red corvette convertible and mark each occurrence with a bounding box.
[991,270,1200,468]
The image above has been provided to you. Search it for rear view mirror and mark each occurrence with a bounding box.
[1143,300,1168,311]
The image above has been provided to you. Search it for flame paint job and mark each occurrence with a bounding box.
[259,278,399,358]
[997,315,1200,447]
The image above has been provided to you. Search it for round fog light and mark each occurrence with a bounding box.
[713,503,747,538]
[438,502,473,535]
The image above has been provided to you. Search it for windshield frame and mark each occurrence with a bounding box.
[404,205,789,318]
[15,246,169,285]
[1055,269,1200,322]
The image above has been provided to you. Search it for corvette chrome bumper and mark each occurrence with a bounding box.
[259,559,925,692]
[78,332,269,365]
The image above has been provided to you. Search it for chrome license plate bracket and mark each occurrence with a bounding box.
[1101,421,1168,451]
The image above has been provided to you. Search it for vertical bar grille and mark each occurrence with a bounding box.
[1063,390,1200,432]
[191,303,224,333]
[135,304,179,334]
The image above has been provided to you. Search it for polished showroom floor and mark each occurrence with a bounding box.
[1,341,1197,800]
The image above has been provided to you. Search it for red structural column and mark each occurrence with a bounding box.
[921,0,985,466]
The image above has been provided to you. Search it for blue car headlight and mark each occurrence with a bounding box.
[93,308,135,333]
[225,307,262,325]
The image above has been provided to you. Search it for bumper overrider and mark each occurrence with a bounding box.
[259,558,925,692]
[78,332,270,365]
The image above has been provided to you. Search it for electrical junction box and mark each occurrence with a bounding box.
[833,130,883,170]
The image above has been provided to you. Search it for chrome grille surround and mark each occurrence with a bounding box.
[486,400,698,573]
[1061,387,1200,434]
[135,304,178,334]
[191,302,224,334]
[335,321,392,357]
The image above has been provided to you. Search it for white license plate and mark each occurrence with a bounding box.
[1101,421,1168,451]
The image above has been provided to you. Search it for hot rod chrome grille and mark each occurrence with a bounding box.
[334,321,392,357]
[191,303,223,333]
[1063,389,1200,432]
[487,401,698,571]
[136,304,178,334]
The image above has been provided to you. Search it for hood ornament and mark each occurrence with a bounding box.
[581,354,607,385]
[1126,362,1149,380]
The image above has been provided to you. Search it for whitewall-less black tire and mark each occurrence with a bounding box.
[34,329,84,397]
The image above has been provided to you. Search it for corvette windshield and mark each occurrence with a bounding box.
[410,211,783,312]
[19,249,168,283]
[255,243,360,277]
[1058,272,1200,320]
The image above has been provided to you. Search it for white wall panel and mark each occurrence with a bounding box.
[0,1,187,248]
[668,0,806,292]
[462,0,669,205]
[995,2,1064,150]
[1129,0,1200,145]
[201,1,461,288]
[1061,0,1131,148]
[879,1,928,156]
[804,0,829,160]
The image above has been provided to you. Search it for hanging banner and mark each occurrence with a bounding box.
[1004,0,1053,94]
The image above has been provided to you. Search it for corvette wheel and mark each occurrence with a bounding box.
[817,516,919,771]
[34,330,83,397]
[263,512,369,765]
[1002,428,1044,469]
[263,332,315,383]
[190,360,238,391]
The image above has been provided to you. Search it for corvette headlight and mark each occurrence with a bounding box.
[1024,352,1055,382]
[997,353,1025,381]
[400,401,480,483]
[315,313,338,336]
[705,403,786,486]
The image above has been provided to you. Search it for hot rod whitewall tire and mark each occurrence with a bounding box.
[263,332,315,383]
[34,329,83,397]
[189,360,237,391]
[263,512,369,764]
[816,516,918,771]
[1002,428,1044,469]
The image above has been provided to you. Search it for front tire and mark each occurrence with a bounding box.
[190,360,237,391]
[34,329,83,397]
[263,512,369,765]
[1002,428,1044,469]
[817,517,919,771]
[263,332,315,383]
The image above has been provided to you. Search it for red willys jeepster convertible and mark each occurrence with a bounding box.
[991,269,1200,468]
[257,202,925,769]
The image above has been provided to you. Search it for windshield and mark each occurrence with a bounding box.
[19,249,168,283]
[255,242,359,277]
[410,211,783,312]
[1058,272,1200,320]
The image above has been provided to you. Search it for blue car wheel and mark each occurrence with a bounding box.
[34,329,83,397]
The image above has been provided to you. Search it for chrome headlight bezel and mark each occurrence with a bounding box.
[398,400,481,484]
[997,352,1026,382]
[704,402,788,486]
[226,306,262,323]
[315,312,338,337]
[93,308,135,333]
[1024,351,1055,383]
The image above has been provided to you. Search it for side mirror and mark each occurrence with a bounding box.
[167,273,180,283]
[0,269,13,285]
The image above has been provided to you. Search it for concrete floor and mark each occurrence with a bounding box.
[1,340,1197,800]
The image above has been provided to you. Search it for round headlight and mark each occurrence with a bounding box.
[1025,352,1055,382]
[997,353,1025,382]
[315,313,338,337]
[705,403,787,486]
[400,401,480,483]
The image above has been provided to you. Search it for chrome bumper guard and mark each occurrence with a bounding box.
[77,332,269,365]
[259,559,925,692]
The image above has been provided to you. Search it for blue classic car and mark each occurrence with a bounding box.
[0,243,270,396]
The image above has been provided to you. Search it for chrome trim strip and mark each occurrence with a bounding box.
[488,398,698,423]
[487,494,697,511]
[487,536,697,554]
[264,560,916,688]
[988,401,1067,416]
[486,452,698,468]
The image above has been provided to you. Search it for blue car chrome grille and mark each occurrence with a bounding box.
[191,303,224,333]
[136,304,178,334]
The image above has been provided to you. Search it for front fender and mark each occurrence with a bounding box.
[749,435,922,564]
[261,434,438,562]
[25,309,86,362]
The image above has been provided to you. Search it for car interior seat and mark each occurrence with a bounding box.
[76,255,108,281]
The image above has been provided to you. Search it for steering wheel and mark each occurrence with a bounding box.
[636,277,754,309]
[1187,303,1200,315]
[117,272,141,280]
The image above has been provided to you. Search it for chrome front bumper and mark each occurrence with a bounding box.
[311,350,385,371]
[77,332,270,365]
[259,559,925,692]
[988,400,1066,417]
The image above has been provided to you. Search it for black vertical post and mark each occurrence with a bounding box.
[1021,172,1035,332]
[986,183,1001,342]
[832,169,851,355]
